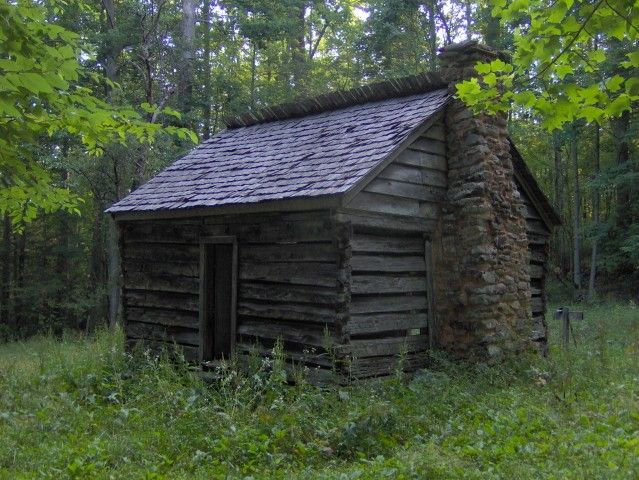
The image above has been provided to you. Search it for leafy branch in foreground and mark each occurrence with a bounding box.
[456,0,639,130]
[0,0,197,226]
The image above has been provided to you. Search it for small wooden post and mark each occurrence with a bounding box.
[562,307,570,349]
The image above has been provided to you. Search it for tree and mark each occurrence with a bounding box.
[0,0,196,227]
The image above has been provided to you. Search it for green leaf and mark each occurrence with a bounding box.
[606,75,624,93]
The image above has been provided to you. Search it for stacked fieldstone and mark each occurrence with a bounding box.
[434,41,534,360]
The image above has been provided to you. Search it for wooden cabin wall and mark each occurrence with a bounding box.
[517,184,552,348]
[119,211,345,375]
[339,120,447,378]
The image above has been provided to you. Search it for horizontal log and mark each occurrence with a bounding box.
[349,352,429,378]
[396,149,447,171]
[411,137,446,156]
[527,233,549,246]
[351,275,426,294]
[531,296,544,313]
[422,123,446,142]
[526,219,550,236]
[350,234,423,254]
[123,222,201,244]
[364,178,445,203]
[126,338,199,362]
[346,312,428,335]
[234,342,336,367]
[240,242,336,263]
[125,271,199,295]
[237,319,338,347]
[237,301,337,324]
[124,290,199,312]
[239,262,337,287]
[348,191,422,217]
[123,259,199,278]
[203,218,333,244]
[351,295,427,314]
[378,164,447,188]
[335,210,436,234]
[523,204,542,220]
[126,307,199,329]
[239,282,340,305]
[123,243,200,263]
[345,334,429,357]
[529,249,546,264]
[528,264,545,279]
[351,254,426,273]
[127,321,199,346]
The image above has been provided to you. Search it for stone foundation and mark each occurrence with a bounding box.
[434,42,534,360]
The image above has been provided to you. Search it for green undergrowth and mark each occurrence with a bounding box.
[1,302,638,479]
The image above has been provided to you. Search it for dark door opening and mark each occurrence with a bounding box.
[199,237,237,362]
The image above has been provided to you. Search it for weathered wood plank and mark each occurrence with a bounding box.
[364,178,445,203]
[123,259,199,278]
[348,191,421,217]
[350,234,423,254]
[123,243,200,262]
[237,301,337,324]
[124,290,199,312]
[237,320,338,347]
[126,307,199,329]
[239,262,337,287]
[528,264,545,279]
[203,218,334,244]
[123,222,201,244]
[351,295,428,314]
[351,254,426,272]
[422,123,446,142]
[411,137,446,155]
[349,352,429,378]
[529,249,546,264]
[351,275,426,294]
[531,296,544,313]
[335,210,436,234]
[240,242,336,263]
[396,149,447,171]
[239,282,340,305]
[235,342,335,367]
[346,312,428,335]
[526,219,551,236]
[346,334,429,357]
[127,321,199,346]
[125,272,199,294]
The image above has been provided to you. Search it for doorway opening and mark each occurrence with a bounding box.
[199,237,237,362]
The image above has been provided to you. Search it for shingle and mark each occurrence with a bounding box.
[107,88,449,214]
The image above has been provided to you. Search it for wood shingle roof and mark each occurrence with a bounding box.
[107,87,450,214]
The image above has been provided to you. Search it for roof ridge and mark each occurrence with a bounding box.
[224,71,447,129]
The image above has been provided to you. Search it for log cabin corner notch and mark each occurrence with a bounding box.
[107,40,560,379]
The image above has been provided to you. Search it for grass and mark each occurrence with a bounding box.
[0,302,638,479]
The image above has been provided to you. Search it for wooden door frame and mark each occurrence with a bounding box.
[198,235,238,362]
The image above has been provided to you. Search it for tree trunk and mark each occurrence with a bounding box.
[1,215,12,328]
[552,132,565,274]
[202,0,212,140]
[425,0,437,69]
[250,41,257,108]
[588,122,600,300]
[612,111,630,226]
[180,0,196,124]
[290,2,307,92]
[570,127,581,291]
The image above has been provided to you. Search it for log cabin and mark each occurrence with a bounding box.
[107,41,560,379]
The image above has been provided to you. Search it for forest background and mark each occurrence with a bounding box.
[0,0,637,336]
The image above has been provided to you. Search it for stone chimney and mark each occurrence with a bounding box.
[433,41,533,360]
